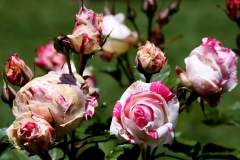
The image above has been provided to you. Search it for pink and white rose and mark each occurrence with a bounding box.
[12,71,98,139]
[66,6,103,54]
[101,13,137,59]
[176,37,238,107]
[6,111,55,154]
[35,41,66,72]
[110,81,179,148]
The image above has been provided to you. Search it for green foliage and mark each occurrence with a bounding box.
[165,137,201,157]
[77,144,105,160]
[105,143,140,160]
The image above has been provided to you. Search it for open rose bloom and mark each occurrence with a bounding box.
[12,71,98,139]
[176,37,238,107]
[6,111,55,154]
[110,81,179,148]
[101,13,137,59]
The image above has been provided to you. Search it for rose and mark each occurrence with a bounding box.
[6,111,55,154]
[66,6,103,54]
[35,41,66,72]
[226,0,240,20]
[5,53,33,86]
[101,13,137,59]
[12,71,99,139]
[176,37,238,107]
[110,81,179,148]
[135,41,167,74]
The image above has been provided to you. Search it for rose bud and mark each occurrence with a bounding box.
[1,73,17,107]
[156,8,170,26]
[226,0,240,21]
[12,71,99,139]
[35,41,66,72]
[101,13,137,59]
[5,53,33,86]
[66,6,103,54]
[135,41,167,74]
[142,0,157,17]
[169,0,181,15]
[176,37,238,107]
[110,81,179,148]
[6,111,55,154]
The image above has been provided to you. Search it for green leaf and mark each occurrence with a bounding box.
[77,144,105,160]
[202,143,235,153]
[151,64,171,83]
[101,97,118,108]
[99,66,122,84]
[105,143,140,160]
[197,152,240,160]
[0,142,13,158]
[132,68,146,81]
[165,137,201,156]
[85,122,109,136]
[0,128,7,142]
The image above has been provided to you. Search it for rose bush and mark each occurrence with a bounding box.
[12,71,98,139]
[176,37,238,107]
[110,80,179,148]
[135,41,167,74]
[6,111,55,154]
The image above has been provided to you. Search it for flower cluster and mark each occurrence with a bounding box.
[1,1,239,160]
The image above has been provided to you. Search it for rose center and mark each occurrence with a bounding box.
[131,105,153,128]
[20,122,36,137]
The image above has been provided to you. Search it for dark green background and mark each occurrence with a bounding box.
[0,0,240,159]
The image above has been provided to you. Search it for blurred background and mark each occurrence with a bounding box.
[0,0,240,158]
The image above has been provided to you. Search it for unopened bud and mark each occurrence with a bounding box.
[1,73,16,107]
[156,8,170,25]
[135,41,167,74]
[142,0,157,17]
[169,0,181,15]
[226,0,240,20]
[5,53,33,86]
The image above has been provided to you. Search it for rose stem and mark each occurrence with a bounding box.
[121,53,135,82]
[117,57,134,85]
[65,54,73,75]
[144,73,152,83]
[78,53,89,76]
[70,130,76,159]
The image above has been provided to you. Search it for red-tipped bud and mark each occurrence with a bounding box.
[5,53,33,86]
[142,0,157,17]
[169,0,181,15]
[156,8,170,25]
[226,0,240,20]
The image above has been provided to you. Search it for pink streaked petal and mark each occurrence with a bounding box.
[86,110,93,116]
[147,130,158,139]
[150,81,175,103]
[112,102,122,122]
